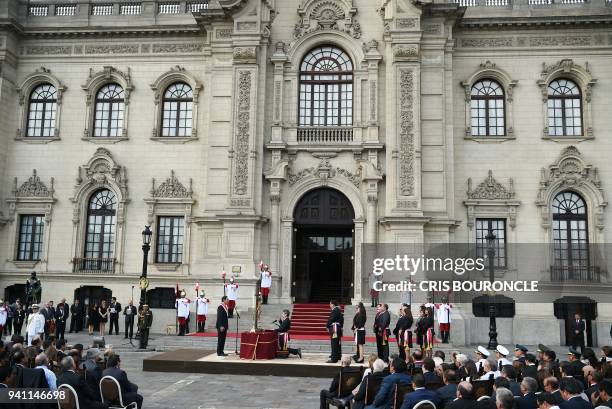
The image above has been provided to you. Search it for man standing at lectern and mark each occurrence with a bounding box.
[216,296,229,356]
[327,300,343,363]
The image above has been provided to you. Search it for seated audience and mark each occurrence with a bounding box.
[400,373,441,409]
[422,358,442,385]
[496,387,515,409]
[353,358,387,409]
[83,348,104,401]
[595,379,612,408]
[102,354,143,409]
[516,377,538,409]
[367,356,412,409]
[34,352,57,390]
[537,392,562,409]
[57,356,108,409]
[320,355,353,409]
[446,381,475,409]
[437,369,458,408]
[559,377,592,409]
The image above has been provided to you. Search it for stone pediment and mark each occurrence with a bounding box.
[293,0,361,40]
[13,170,54,198]
[467,170,515,201]
[151,170,193,199]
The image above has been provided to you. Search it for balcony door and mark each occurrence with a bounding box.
[83,189,117,272]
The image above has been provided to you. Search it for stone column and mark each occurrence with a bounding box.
[279,219,294,303]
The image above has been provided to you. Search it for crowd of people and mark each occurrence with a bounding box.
[320,344,612,409]
[0,333,143,408]
[0,297,139,342]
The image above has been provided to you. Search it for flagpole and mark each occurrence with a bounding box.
[195,282,199,333]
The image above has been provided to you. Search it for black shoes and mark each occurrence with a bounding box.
[326,359,338,363]
[297,349,302,359]
[218,353,229,356]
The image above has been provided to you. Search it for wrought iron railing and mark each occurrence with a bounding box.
[550,265,600,282]
[297,127,354,143]
[72,257,116,274]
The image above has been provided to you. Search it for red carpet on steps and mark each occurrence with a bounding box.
[186,331,395,343]
[290,303,341,336]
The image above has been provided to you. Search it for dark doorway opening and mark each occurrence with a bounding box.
[74,286,112,331]
[292,188,355,304]
[4,284,27,304]
[554,296,597,347]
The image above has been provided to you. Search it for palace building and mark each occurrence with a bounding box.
[0,0,611,345]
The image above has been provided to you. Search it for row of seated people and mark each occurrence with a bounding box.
[0,335,143,409]
[320,351,612,409]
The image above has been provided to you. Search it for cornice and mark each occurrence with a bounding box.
[459,14,612,29]
[20,25,202,39]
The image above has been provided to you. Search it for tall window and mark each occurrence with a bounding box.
[93,83,125,137]
[552,191,589,276]
[84,189,117,260]
[156,216,184,263]
[547,79,582,136]
[161,82,193,137]
[470,79,505,136]
[475,219,506,268]
[17,215,44,261]
[27,84,57,137]
[299,46,353,127]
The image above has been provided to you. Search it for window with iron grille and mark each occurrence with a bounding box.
[552,191,589,272]
[93,83,125,137]
[475,219,506,268]
[156,216,184,263]
[186,2,208,12]
[28,6,49,16]
[161,83,193,137]
[299,46,353,127]
[84,189,117,260]
[470,79,505,136]
[27,84,57,137]
[159,2,180,14]
[17,215,44,261]
[547,79,582,136]
[55,5,77,16]
[91,4,114,16]
[120,3,141,15]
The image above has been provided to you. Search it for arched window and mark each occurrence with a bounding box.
[94,83,125,137]
[161,82,193,137]
[27,84,57,137]
[299,46,353,127]
[84,189,117,265]
[552,191,589,280]
[547,79,582,136]
[470,79,505,136]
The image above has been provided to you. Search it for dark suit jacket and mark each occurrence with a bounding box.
[102,366,138,396]
[400,387,441,409]
[123,305,137,318]
[55,303,69,321]
[327,307,344,337]
[423,371,442,385]
[374,311,391,335]
[559,396,594,409]
[516,392,538,409]
[110,302,122,316]
[353,372,385,403]
[216,304,228,330]
[508,380,521,397]
[83,361,104,400]
[277,318,291,333]
[597,399,612,408]
[446,398,477,409]
[522,364,538,380]
[436,383,458,408]
[57,370,108,409]
[372,372,412,409]
[552,390,564,404]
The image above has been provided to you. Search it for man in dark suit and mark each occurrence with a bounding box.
[446,381,476,409]
[499,365,521,396]
[326,300,343,363]
[54,298,69,340]
[82,348,104,401]
[597,380,612,408]
[57,356,108,409]
[373,303,390,363]
[123,300,137,340]
[571,313,586,352]
[567,348,586,374]
[559,377,592,409]
[108,297,121,335]
[543,376,564,405]
[516,377,538,409]
[216,296,229,356]
[69,299,83,333]
[319,355,354,409]
[353,358,386,409]
[436,369,458,408]
[102,354,143,409]
[369,357,412,409]
[422,357,442,385]
[400,374,441,409]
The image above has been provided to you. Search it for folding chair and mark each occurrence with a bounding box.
[100,375,137,409]
[57,383,80,409]
[392,383,414,409]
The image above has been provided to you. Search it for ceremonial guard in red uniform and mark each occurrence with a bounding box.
[435,298,453,343]
[196,290,209,333]
[175,290,191,336]
[260,263,272,305]
[224,277,239,318]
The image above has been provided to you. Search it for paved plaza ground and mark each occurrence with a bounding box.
[1,331,589,409]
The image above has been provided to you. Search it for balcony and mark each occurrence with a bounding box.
[297,127,354,144]
[72,257,116,274]
[550,265,600,283]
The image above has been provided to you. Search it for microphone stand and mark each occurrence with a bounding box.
[234,307,240,354]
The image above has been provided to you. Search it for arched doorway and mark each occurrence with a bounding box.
[292,188,355,303]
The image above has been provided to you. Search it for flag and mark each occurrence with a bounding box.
[195,281,200,294]
[175,283,180,299]
[258,260,264,271]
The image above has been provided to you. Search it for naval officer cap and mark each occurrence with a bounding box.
[568,347,581,357]
[537,344,550,353]
[496,345,509,356]
[515,344,528,353]
[475,346,490,357]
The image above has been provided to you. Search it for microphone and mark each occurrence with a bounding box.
[272,319,278,323]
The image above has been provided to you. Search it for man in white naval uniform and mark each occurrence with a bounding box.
[195,290,209,333]
[496,345,512,370]
[475,345,490,375]
[175,291,191,336]
[26,304,45,346]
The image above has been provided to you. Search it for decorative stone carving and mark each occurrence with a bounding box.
[293,0,361,40]
[536,146,606,230]
[395,18,418,29]
[151,43,204,53]
[233,47,257,64]
[216,28,233,39]
[13,170,54,198]
[464,170,521,230]
[288,159,361,187]
[233,71,252,197]
[151,170,192,199]
[460,38,513,48]
[393,45,419,61]
[74,148,128,200]
[467,170,515,201]
[237,21,257,31]
[398,69,415,196]
[24,46,72,55]
[84,44,139,54]
[530,36,591,47]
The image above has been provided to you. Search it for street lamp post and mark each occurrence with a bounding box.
[486,225,498,349]
[140,226,152,306]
